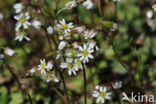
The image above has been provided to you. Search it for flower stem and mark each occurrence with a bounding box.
[82,64,87,104]
[60,73,70,104]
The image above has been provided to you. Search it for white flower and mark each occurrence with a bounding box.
[13,3,23,13]
[32,20,41,29]
[58,41,67,50]
[83,0,94,10]
[47,26,54,35]
[47,61,54,71]
[65,0,77,9]
[0,54,4,60]
[113,81,122,89]
[0,12,4,21]
[57,19,74,34]
[78,44,94,63]
[74,58,83,70]
[14,12,31,31]
[146,10,153,19]
[46,74,59,83]
[152,4,156,11]
[38,59,48,75]
[4,48,17,56]
[15,31,31,41]
[60,58,78,75]
[110,23,117,31]
[84,29,97,39]
[92,86,112,103]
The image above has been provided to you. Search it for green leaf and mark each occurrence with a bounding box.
[102,21,114,29]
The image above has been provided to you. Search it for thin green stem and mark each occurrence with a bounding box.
[82,64,87,104]
[60,73,70,104]
[136,48,142,85]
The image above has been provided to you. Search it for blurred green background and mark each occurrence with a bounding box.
[0,0,156,104]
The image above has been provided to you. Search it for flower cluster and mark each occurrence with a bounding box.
[13,3,41,42]
[28,59,59,83]
[51,19,99,75]
[11,1,124,103]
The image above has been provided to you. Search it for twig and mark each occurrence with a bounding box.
[82,64,87,104]
[52,88,65,100]
[3,62,27,102]
[60,73,70,104]
[136,48,142,85]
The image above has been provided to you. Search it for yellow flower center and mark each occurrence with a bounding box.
[49,76,54,81]
[76,60,82,66]
[82,50,89,57]
[41,63,46,69]
[154,5,156,9]
[62,24,68,29]
[99,92,106,98]
[19,18,26,23]
[67,62,73,69]
[21,32,27,36]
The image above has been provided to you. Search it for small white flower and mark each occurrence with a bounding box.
[84,29,97,39]
[4,48,17,56]
[32,20,41,29]
[92,86,112,103]
[46,74,59,83]
[113,81,122,89]
[57,19,74,34]
[15,31,31,41]
[60,58,78,75]
[47,61,54,71]
[65,0,77,9]
[14,12,31,31]
[13,3,23,13]
[0,12,4,21]
[58,41,67,50]
[152,4,156,11]
[47,26,54,35]
[110,23,117,31]
[78,44,94,63]
[0,54,4,60]
[146,10,153,19]
[83,0,94,10]
[38,59,47,75]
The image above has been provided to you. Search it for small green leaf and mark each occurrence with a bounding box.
[102,21,113,29]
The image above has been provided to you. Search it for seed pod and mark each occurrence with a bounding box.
[136,33,145,48]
